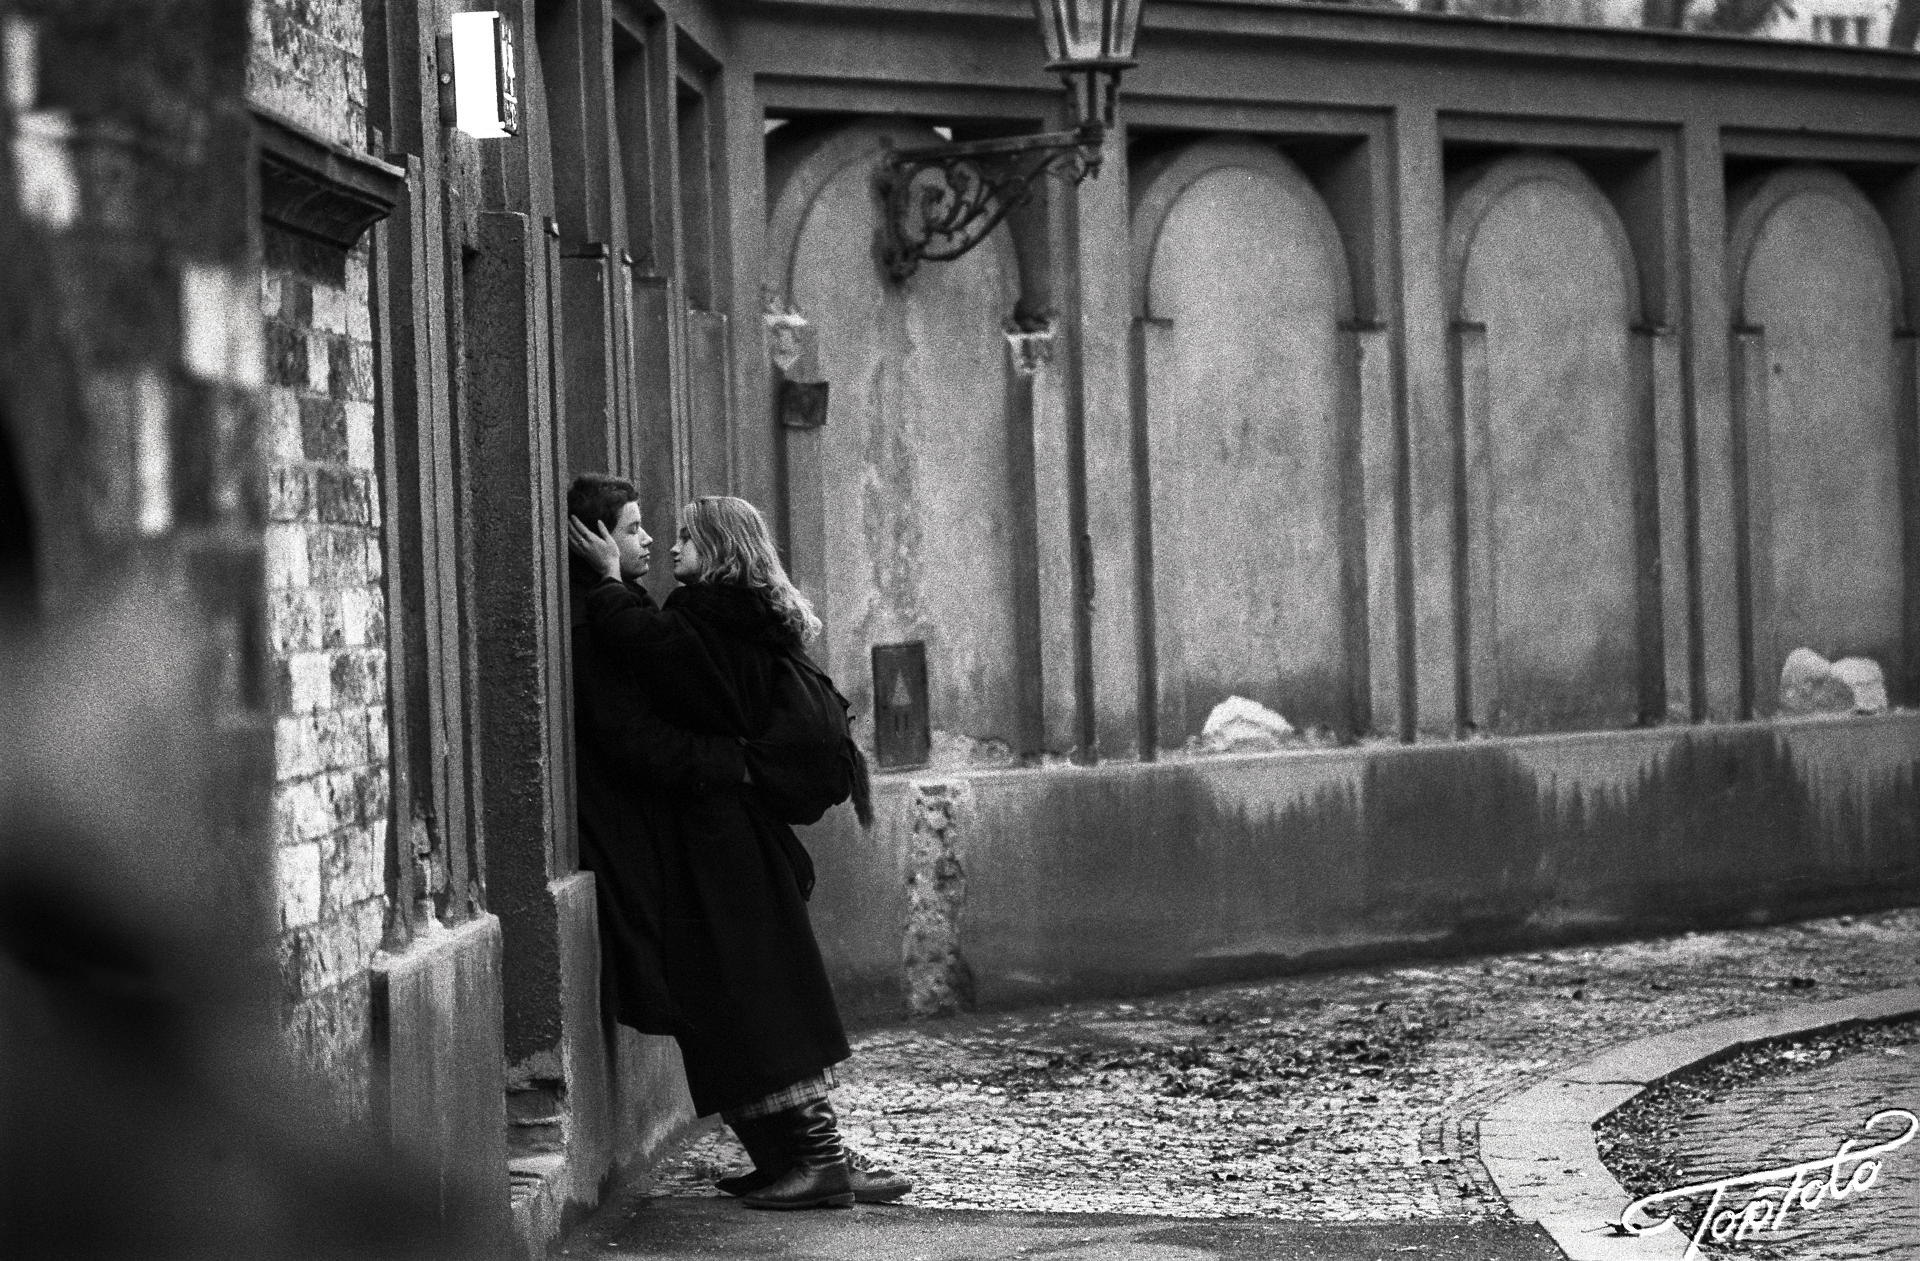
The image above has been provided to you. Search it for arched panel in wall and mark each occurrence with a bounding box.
[771,124,1025,757]
[1449,157,1647,734]
[1731,167,1907,704]
[1135,141,1360,743]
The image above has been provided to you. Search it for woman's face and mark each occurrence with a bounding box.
[670,524,702,584]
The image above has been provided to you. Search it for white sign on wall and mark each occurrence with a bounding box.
[450,11,518,139]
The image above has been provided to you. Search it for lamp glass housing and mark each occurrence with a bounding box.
[1030,0,1143,68]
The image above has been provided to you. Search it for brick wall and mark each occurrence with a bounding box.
[262,228,390,1124]
[252,0,391,1125]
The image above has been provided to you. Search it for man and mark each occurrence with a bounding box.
[567,474,744,1038]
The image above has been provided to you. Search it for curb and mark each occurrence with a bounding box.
[1478,986,1920,1261]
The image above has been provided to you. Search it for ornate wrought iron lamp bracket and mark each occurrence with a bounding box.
[869,0,1139,284]
[878,121,1106,284]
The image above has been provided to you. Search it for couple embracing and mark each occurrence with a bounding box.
[566,476,907,1211]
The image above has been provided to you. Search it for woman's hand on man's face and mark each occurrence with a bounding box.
[568,515,623,580]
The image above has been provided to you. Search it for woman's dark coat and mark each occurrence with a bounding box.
[582,576,850,1117]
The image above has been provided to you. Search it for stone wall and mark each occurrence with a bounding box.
[248,0,366,144]
[251,0,391,1128]
[262,228,389,1124]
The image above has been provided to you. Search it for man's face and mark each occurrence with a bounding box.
[612,501,651,579]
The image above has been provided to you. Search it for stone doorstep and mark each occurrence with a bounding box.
[1478,986,1920,1261]
[510,1153,567,1261]
[519,1114,715,1259]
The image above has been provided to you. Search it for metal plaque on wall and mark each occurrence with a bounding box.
[872,641,930,770]
[777,377,829,429]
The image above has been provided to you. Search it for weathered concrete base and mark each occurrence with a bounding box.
[556,872,613,1199]
[370,912,511,1254]
[803,715,1920,1021]
[611,1027,699,1180]
[510,873,616,1259]
[514,1039,700,1261]
[510,874,702,1260]
[802,784,915,1026]
[1481,986,1920,1261]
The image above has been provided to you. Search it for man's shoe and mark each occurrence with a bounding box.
[715,1115,790,1198]
[846,1149,911,1204]
[740,1099,854,1211]
[713,1164,780,1197]
[738,1159,854,1210]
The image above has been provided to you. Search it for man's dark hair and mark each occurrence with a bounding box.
[568,473,638,530]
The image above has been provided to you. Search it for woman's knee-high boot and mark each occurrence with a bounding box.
[739,1098,854,1210]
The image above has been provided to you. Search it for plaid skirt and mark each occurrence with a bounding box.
[720,1067,838,1122]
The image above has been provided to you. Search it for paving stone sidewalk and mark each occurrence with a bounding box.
[645,908,1920,1223]
[1656,1026,1919,1259]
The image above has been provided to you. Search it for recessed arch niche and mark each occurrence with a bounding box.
[764,120,1027,756]
[1132,138,1365,745]
[1445,153,1654,734]
[1728,164,1911,711]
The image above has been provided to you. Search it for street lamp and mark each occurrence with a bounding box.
[877,0,1144,283]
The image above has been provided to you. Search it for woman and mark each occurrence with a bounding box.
[568,494,908,1211]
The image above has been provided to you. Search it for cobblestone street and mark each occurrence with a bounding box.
[648,909,1920,1223]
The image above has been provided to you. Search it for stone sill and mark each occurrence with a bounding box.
[251,106,406,251]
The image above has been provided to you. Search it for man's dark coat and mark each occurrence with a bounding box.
[580,575,850,1117]
[570,571,742,1039]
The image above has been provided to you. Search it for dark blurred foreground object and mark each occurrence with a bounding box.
[0,609,485,1260]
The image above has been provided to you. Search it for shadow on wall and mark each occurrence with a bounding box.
[0,596,488,1259]
[961,728,1920,1005]
[1350,733,1893,929]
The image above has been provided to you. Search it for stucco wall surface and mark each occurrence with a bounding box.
[782,131,1028,760]
[801,784,917,1023]
[749,9,1920,765]
[1739,174,1906,670]
[1453,162,1646,733]
[805,716,1920,1020]
[1141,151,1359,738]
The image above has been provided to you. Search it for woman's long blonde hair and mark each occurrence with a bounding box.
[680,496,822,643]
